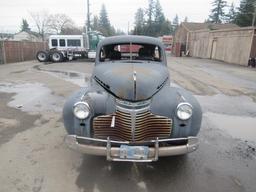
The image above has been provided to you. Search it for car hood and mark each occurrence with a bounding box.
[93,62,169,101]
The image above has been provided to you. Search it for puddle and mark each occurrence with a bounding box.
[33,65,90,87]
[0,82,64,113]
[205,112,256,141]
[196,94,256,117]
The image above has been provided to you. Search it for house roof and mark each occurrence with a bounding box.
[14,30,41,37]
[181,22,239,32]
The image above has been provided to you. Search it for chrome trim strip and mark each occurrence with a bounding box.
[110,115,115,128]
[115,99,151,108]
[133,70,137,100]
[116,105,150,113]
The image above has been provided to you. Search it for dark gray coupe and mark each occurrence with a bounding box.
[63,35,202,162]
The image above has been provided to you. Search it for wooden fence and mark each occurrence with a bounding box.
[0,41,48,64]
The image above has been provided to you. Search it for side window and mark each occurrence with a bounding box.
[67,39,81,47]
[51,39,58,47]
[154,46,161,61]
[59,39,66,47]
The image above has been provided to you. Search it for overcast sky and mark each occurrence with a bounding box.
[0,0,240,33]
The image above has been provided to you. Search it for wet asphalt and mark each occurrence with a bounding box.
[0,56,255,192]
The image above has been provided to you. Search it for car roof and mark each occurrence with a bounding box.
[98,35,165,48]
[96,35,167,64]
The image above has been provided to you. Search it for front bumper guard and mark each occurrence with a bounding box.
[64,135,199,162]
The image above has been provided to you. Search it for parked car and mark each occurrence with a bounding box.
[63,35,202,162]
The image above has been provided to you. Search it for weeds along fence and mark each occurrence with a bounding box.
[0,41,48,64]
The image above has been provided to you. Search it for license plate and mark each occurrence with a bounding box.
[120,145,149,160]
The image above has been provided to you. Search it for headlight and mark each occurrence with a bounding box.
[176,102,193,120]
[73,101,90,119]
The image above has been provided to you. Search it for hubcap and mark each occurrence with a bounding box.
[52,53,60,61]
[38,53,46,60]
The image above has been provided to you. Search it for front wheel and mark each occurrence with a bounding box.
[36,51,49,62]
[50,51,64,62]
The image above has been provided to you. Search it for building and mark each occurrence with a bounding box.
[174,22,238,57]
[174,22,256,66]
[13,31,42,42]
[0,33,14,40]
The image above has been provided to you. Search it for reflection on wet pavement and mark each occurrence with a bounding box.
[0,82,64,113]
[205,112,256,141]
[33,65,91,87]
[196,94,256,141]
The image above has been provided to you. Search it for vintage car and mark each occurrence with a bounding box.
[63,35,202,162]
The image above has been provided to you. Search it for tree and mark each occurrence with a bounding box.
[133,0,173,36]
[115,29,125,35]
[91,15,99,31]
[98,4,113,36]
[154,0,165,24]
[235,0,256,26]
[160,19,174,35]
[225,3,236,23]
[173,14,179,26]
[20,19,30,32]
[61,26,83,35]
[172,14,179,32]
[208,0,227,23]
[147,0,155,25]
[48,14,74,34]
[134,8,145,35]
[30,11,50,41]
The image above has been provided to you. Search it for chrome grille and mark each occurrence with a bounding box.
[93,109,172,142]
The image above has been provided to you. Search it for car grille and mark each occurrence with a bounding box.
[93,109,172,142]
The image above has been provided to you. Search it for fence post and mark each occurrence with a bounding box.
[2,41,6,64]
[0,41,3,64]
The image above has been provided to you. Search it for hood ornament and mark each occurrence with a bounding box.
[133,71,137,100]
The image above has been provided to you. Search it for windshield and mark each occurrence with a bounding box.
[99,43,162,62]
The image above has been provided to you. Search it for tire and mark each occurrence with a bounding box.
[36,51,49,62]
[50,51,64,62]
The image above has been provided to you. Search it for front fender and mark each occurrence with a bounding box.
[63,86,115,136]
[150,85,202,138]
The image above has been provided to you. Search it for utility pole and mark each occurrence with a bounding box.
[127,22,130,35]
[87,0,91,32]
[252,2,256,27]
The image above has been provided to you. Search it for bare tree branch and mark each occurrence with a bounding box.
[47,14,75,34]
[30,11,50,41]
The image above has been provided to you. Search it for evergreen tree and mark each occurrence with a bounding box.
[144,0,155,36]
[134,8,145,35]
[98,4,112,36]
[160,20,173,35]
[173,14,179,26]
[20,19,30,32]
[133,0,172,36]
[208,0,227,23]
[172,14,179,32]
[147,0,155,25]
[154,0,166,36]
[225,3,236,23]
[235,0,256,26]
[154,0,165,24]
[91,15,99,31]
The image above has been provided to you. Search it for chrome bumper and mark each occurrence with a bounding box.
[64,135,199,162]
